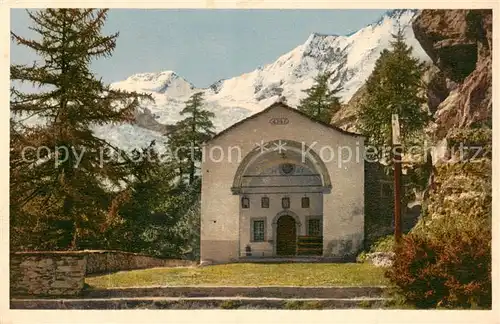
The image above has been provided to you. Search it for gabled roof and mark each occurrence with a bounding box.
[207,101,363,143]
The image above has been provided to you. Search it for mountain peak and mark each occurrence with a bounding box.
[127,70,178,82]
[304,32,341,46]
[372,9,419,26]
[307,32,340,39]
[105,8,431,151]
[113,70,194,95]
[386,9,419,18]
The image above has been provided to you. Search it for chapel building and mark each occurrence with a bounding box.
[200,102,365,263]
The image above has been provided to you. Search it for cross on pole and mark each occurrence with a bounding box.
[391,114,402,245]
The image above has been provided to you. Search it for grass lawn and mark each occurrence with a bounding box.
[86,263,389,288]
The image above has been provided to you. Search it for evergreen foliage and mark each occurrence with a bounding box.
[168,92,215,184]
[357,28,429,150]
[104,159,201,259]
[297,71,341,123]
[10,9,153,250]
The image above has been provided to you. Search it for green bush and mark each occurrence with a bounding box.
[356,251,368,263]
[370,235,395,253]
[386,158,491,309]
[386,227,491,309]
[357,235,395,263]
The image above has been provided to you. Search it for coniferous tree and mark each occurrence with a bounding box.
[103,143,177,255]
[357,27,429,151]
[10,9,152,249]
[297,71,341,123]
[168,92,215,184]
[100,139,201,259]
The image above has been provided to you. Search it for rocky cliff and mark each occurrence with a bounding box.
[333,10,492,143]
[412,10,492,236]
[351,10,493,244]
[413,9,492,139]
[133,107,172,134]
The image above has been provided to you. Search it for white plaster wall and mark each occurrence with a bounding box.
[200,104,364,263]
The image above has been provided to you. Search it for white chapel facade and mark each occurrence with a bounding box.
[200,102,365,264]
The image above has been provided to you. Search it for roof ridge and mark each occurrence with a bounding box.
[206,102,363,143]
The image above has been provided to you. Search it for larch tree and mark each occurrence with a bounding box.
[297,71,341,124]
[168,92,215,185]
[10,9,152,250]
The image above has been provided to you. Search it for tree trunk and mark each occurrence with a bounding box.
[70,220,78,250]
[189,161,195,185]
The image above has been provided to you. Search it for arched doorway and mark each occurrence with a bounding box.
[276,215,297,256]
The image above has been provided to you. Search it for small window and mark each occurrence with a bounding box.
[282,197,290,209]
[261,197,269,208]
[308,219,321,236]
[301,197,310,208]
[252,220,265,242]
[241,197,250,209]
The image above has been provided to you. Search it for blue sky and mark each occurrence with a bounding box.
[11,9,388,88]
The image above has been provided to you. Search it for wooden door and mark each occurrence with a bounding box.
[276,215,297,256]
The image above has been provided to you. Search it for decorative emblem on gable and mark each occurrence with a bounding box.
[269,117,289,125]
[279,163,295,175]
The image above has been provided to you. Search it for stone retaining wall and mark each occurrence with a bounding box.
[84,250,195,275]
[10,252,87,297]
[10,250,196,297]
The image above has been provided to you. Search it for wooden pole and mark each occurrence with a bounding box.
[391,114,402,245]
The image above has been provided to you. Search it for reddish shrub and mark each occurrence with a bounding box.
[386,229,491,309]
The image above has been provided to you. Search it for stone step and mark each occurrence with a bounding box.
[235,256,355,263]
[82,286,388,299]
[10,296,389,309]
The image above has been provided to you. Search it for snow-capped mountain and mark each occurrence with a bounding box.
[89,10,431,151]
